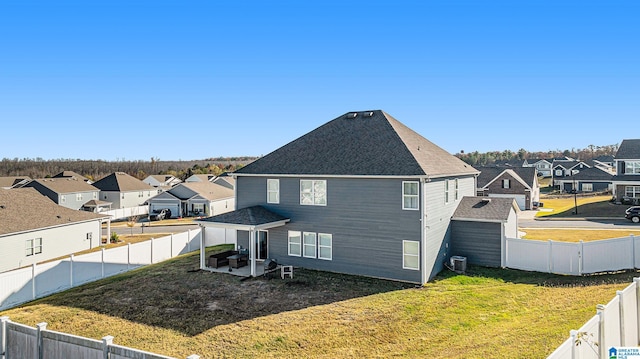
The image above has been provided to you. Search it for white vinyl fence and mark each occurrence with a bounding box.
[0,229,201,311]
[506,235,640,275]
[547,277,640,358]
[102,205,149,220]
[0,317,200,359]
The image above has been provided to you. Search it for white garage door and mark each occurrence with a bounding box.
[488,194,526,210]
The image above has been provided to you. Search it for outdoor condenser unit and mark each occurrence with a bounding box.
[450,256,467,273]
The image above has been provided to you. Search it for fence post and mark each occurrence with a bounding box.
[170,233,174,257]
[102,335,113,359]
[70,254,74,287]
[597,304,606,359]
[36,322,47,359]
[101,248,106,278]
[0,316,9,358]
[578,240,584,275]
[569,329,577,359]
[618,290,626,346]
[31,263,37,301]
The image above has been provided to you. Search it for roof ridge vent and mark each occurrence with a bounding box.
[482,198,491,203]
[346,112,358,119]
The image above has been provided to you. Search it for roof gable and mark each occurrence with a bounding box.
[168,182,234,201]
[235,110,477,178]
[452,196,518,222]
[29,177,99,194]
[93,172,154,192]
[616,139,640,159]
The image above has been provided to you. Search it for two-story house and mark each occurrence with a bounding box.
[24,177,101,210]
[197,110,479,284]
[475,167,539,210]
[92,172,155,209]
[523,159,552,178]
[612,139,640,204]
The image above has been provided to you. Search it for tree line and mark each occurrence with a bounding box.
[455,144,619,167]
[0,157,259,181]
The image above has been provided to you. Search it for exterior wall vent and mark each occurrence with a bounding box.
[346,112,358,119]
[363,111,374,117]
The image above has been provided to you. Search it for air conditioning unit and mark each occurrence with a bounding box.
[450,256,467,273]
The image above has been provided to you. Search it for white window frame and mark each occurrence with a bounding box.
[76,193,83,201]
[402,240,419,270]
[625,161,640,174]
[454,179,459,201]
[93,192,97,199]
[300,180,327,206]
[402,181,419,210]
[555,169,563,176]
[60,195,66,204]
[267,179,280,204]
[502,179,510,189]
[318,233,332,260]
[303,232,317,258]
[582,183,593,192]
[288,231,302,256]
[625,186,640,198]
[25,238,42,257]
[445,180,451,204]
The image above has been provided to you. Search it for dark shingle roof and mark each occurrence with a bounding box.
[452,196,518,222]
[198,206,289,226]
[92,172,154,192]
[0,188,108,236]
[29,177,98,194]
[475,167,537,188]
[563,167,613,181]
[616,139,640,159]
[235,110,478,178]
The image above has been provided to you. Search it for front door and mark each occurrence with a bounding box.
[255,231,268,260]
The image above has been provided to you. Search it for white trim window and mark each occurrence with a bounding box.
[25,238,42,257]
[402,181,419,210]
[318,233,332,260]
[288,231,302,256]
[582,183,593,192]
[300,180,327,206]
[60,195,66,204]
[625,161,640,174]
[267,179,279,204]
[625,186,640,198]
[454,179,459,201]
[76,193,83,201]
[445,180,451,204]
[555,169,563,176]
[303,232,317,258]
[93,192,97,199]
[502,179,510,189]
[402,240,419,270]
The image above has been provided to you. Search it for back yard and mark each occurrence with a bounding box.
[1,245,637,358]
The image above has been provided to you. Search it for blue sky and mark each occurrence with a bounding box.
[1,1,638,161]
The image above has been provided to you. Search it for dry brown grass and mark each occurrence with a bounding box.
[521,228,640,242]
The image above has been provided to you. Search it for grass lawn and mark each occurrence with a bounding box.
[1,246,637,358]
[535,195,614,217]
[521,228,640,242]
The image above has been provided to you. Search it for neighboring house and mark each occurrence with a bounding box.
[612,139,640,204]
[593,155,615,168]
[92,172,155,209]
[554,167,613,193]
[450,197,519,268]
[524,159,552,177]
[552,160,590,187]
[185,174,216,183]
[475,167,539,210]
[24,177,101,210]
[143,174,182,192]
[212,174,236,190]
[52,171,93,184]
[589,157,615,175]
[147,181,235,218]
[197,110,479,284]
[0,188,109,273]
[0,176,31,189]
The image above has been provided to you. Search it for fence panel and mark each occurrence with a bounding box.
[42,330,103,359]
[602,296,622,351]
[186,230,202,255]
[0,267,33,311]
[6,321,38,359]
[546,337,572,359]
[152,236,173,263]
[129,241,152,265]
[619,282,639,346]
[110,344,177,359]
[102,245,131,276]
[35,260,71,297]
[583,237,634,274]
[73,251,105,285]
[549,241,580,275]
[505,238,549,272]
[171,231,188,256]
[574,316,601,359]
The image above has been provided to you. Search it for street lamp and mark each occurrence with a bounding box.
[572,177,578,215]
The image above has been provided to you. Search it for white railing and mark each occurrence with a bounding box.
[0,229,201,311]
[102,205,149,220]
[547,278,640,358]
[506,235,640,275]
[0,317,200,359]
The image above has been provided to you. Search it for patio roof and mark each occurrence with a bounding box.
[196,205,290,230]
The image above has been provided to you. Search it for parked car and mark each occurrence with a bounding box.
[624,206,640,223]
[149,208,171,221]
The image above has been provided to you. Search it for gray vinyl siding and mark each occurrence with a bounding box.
[423,176,476,281]
[25,182,98,210]
[450,220,502,267]
[237,176,423,283]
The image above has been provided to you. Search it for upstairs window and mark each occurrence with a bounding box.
[502,179,510,189]
[60,195,66,203]
[300,180,326,206]
[76,193,83,201]
[402,181,419,210]
[455,179,459,200]
[625,161,640,174]
[25,238,42,257]
[445,180,451,204]
[267,179,279,204]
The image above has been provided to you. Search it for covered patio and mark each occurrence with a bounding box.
[195,205,290,277]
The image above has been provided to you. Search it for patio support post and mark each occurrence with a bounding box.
[250,228,256,277]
